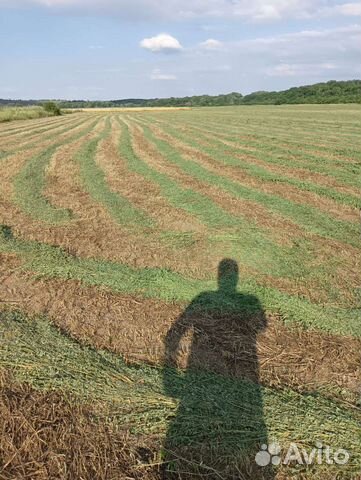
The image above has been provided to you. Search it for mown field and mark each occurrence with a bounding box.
[0,105,360,479]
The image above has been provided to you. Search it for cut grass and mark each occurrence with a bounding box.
[141,124,359,248]
[120,119,358,307]
[75,117,154,228]
[147,118,360,210]
[142,112,361,187]
[0,226,359,337]
[12,117,101,223]
[1,310,360,478]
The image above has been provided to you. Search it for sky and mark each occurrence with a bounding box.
[0,0,360,100]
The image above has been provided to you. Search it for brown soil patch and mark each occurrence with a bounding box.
[0,260,359,398]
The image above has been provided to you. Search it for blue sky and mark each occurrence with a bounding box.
[0,0,360,99]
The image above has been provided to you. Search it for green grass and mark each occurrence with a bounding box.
[1,309,360,477]
[0,105,61,123]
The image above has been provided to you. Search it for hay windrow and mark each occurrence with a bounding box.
[1,105,360,480]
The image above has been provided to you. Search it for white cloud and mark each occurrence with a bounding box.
[150,69,177,80]
[199,38,223,50]
[1,0,361,22]
[140,33,182,53]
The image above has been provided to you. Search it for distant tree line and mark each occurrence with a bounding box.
[1,80,360,108]
[240,80,361,105]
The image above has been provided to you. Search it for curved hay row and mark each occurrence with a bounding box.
[184,118,361,163]
[128,117,359,308]
[140,121,359,248]
[0,114,96,165]
[5,116,209,275]
[12,116,104,223]
[137,117,359,222]
[0,113,71,137]
[99,117,206,234]
[0,114,84,147]
[141,114,361,197]
[166,108,361,147]
[0,256,359,401]
[127,119,307,246]
[152,115,361,195]
[0,114,101,204]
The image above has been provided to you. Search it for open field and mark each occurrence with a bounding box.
[0,105,360,479]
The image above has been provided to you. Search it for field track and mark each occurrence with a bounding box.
[0,105,360,479]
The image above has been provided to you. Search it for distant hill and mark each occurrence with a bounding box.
[1,80,360,108]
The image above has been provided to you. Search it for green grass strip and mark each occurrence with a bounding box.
[1,310,360,477]
[152,119,360,209]
[163,117,361,187]
[13,117,100,223]
[118,119,359,304]
[141,124,359,248]
[118,119,318,279]
[0,226,359,337]
[75,117,153,228]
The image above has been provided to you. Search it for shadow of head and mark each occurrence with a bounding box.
[218,258,239,294]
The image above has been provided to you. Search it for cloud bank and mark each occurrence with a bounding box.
[1,0,361,21]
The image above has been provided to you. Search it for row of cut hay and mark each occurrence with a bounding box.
[2,111,358,319]
[137,120,359,248]
[0,226,359,337]
[0,114,85,150]
[75,116,154,228]
[0,112,73,139]
[0,114,96,164]
[134,116,359,219]
[151,109,361,160]
[124,117,359,309]
[178,106,361,144]
[141,113,361,191]
[12,116,104,224]
[0,118,209,275]
[0,258,359,402]
[183,117,361,161]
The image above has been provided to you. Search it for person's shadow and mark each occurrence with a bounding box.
[162,259,273,479]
